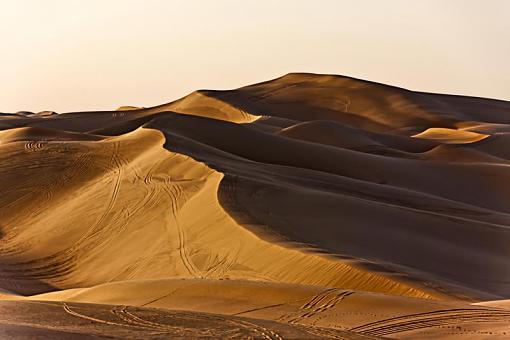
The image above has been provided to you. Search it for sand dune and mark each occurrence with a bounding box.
[1,73,510,338]
[412,128,489,144]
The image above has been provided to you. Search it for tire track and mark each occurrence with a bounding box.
[123,156,162,220]
[18,301,291,339]
[301,288,339,310]
[62,302,134,328]
[298,325,362,340]
[278,289,354,325]
[95,142,123,227]
[212,315,283,340]
[111,306,176,332]
[366,313,510,337]
[60,142,124,253]
[350,308,510,336]
[0,143,89,222]
[164,184,201,277]
[117,306,281,339]
[367,317,510,337]
[74,142,124,244]
[5,143,126,281]
[24,141,47,152]
[203,254,231,279]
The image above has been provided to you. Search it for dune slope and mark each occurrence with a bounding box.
[1,73,510,338]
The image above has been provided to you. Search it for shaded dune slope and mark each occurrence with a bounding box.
[1,73,510,337]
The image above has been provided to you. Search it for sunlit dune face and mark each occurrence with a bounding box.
[412,127,489,144]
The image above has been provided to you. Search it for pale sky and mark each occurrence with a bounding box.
[1,0,509,113]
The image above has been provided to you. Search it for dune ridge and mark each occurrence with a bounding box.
[1,73,510,338]
[0,127,435,299]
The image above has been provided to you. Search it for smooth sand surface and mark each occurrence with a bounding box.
[1,73,510,338]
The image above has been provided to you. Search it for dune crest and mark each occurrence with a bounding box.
[116,105,144,111]
[412,127,489,144]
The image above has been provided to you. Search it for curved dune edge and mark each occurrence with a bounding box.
[412,127,489,144]
[164,90,261,123]
[0,127,438,300]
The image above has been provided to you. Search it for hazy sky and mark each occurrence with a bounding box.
[1,0,509,113]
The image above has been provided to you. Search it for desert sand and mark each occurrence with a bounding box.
[0,73,509,339]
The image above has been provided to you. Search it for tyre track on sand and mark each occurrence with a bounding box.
[12,143,126,280]
[115,306,282,339]
[164,184,201,277]
[91,142,123,234]
[203,251,239,279]
[53,141,124,256]
[278,289,354,325]
[62,302,137,329]
[121,154,163,220]
[230,319,283,340]
[297,325,372,340]
[24,141,47,152]
[363,313,510,337]
[205,314,282,340]
[0,145,122,281]
[71,142,125,249]
[350,308,510,337]
[111,306,181,332]
[0,144,90,228]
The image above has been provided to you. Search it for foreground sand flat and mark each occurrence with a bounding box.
[0,300,377,339]
[1,73,510,338]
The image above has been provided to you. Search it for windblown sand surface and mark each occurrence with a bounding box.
[1,73,510,339]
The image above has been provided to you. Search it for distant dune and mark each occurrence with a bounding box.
[1,73,510,339]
